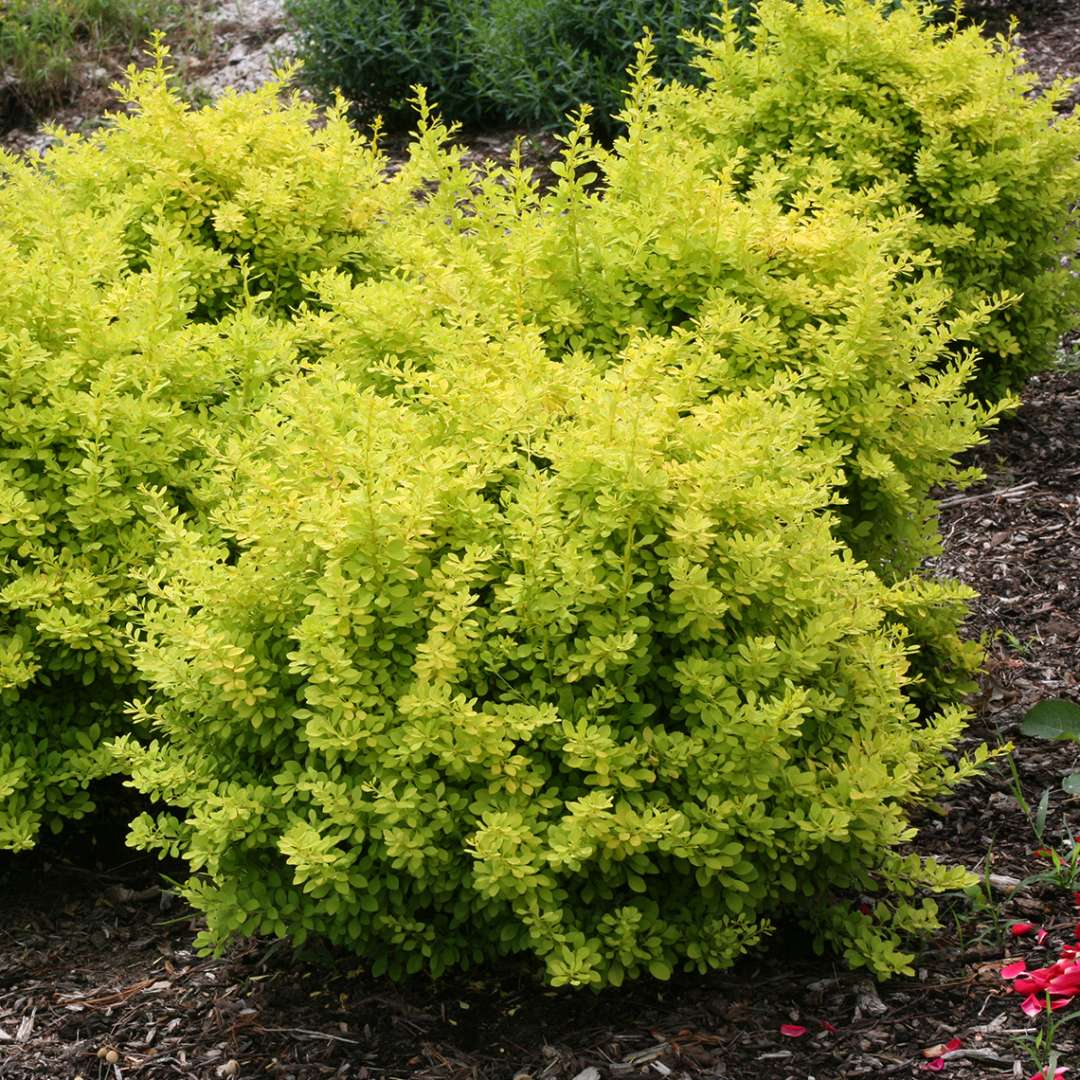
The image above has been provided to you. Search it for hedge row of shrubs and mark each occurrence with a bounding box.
[2,1,1078,986]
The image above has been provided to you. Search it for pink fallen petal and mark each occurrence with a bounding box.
[1029,1070,1069,1080]
[1049,995,1075,1011]
[1011,923,1038,937]
[1036,928,1049,945]
[945,1038,963,1052]
[1021,993,1046,1017]
[821,1020,838,1034]
[921,1059,946,1072]
[779,1024,807,1037]
[1002,960,1027,979]
[1047,972,1080,995]
[1014,965,1056,994]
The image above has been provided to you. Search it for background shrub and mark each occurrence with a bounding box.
[283,0,732,134]
[642,0,1080,399]
[400,105,1006,587]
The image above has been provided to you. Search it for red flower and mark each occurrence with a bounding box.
[1005,950,1080,1016]
[779,1024,807,1037]
[1011,922,1038,937]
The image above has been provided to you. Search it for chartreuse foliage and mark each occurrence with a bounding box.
[467,104,1009,583]
[361,88,999,706]
[0,23,1021,985]
[642,0,1080,399]
[0,48,491,851]
[118,332,981,986]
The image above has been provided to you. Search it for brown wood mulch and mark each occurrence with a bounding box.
[4,3,1080,1079]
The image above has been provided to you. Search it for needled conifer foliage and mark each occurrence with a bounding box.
[0,0,1073,987]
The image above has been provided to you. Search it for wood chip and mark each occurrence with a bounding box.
[623,1043,670,1065]
[15,1011,34,1042]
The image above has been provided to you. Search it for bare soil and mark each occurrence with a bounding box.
[2,3,1080,1079]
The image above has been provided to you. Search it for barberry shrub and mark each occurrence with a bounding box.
[0,50,468,850]
[639,0,1080,400]
[118,328,982,987]
[0,37,1007,985]
[385,100,1001,706]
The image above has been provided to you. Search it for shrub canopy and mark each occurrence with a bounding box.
[284,0,730,134]
[642,0,1080,398]
[119,331,980,986]
[6,3,1061,986]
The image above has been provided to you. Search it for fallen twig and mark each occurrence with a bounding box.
[939,480,1038,509]
[941,1047,1016,1066]
[253,1026,361,1044]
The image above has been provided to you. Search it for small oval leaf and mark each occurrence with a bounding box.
[1062,773,1080,796]
[1021,699,1080,742]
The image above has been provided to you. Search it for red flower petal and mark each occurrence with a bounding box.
[921,1059,946,1072]
[780,1024,807,1037]
[1002,960,1027,979]
[1036,928,1049,944]
[1014,964,1057,994]
[1021,993,1046,1017]
[1047,973,1080,996]
[945,1038,962,1052]
[1011,922,1038,937]
[821,1020,838,1034]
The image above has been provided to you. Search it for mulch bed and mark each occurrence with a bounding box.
[3,3,1080,1079]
